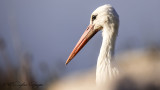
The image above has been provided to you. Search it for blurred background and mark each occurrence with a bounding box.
[0,0,160,90]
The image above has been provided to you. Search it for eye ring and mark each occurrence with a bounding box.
[92,15,97,21]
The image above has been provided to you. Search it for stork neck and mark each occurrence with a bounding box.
[96,25,117,85]
[99,26,116,62]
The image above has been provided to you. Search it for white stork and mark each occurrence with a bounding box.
[66,4,119,86]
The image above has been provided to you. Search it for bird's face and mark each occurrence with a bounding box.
[65,5,119,65]
[90,4,119,32]
[90,7,108,31]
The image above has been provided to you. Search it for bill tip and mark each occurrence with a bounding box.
[65,62,68,65]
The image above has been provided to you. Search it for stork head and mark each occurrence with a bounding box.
[65,4,119,65]
[90,4,119,32]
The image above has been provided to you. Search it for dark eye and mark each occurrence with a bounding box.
[92,15,97,21]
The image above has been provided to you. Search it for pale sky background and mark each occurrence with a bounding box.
[0,0,160,83]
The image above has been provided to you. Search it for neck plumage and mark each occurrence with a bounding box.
[96,25,118,86]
